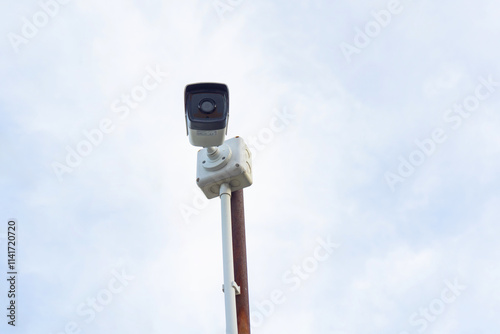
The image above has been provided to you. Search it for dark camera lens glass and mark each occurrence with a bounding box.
[199,98,216,114]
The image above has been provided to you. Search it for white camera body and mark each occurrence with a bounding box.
[189,128,226,148]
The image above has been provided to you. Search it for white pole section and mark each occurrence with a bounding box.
[220,183,238,334]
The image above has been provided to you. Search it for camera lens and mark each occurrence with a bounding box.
[199,98,216,114]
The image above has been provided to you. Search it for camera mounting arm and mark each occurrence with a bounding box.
[219,183,239,333]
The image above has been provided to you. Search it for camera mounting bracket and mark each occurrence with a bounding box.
[196,137,253,199]
[201,144,232,171]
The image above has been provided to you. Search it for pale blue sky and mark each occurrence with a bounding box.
[1,1,500,333]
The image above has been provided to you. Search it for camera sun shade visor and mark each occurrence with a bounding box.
[185,83,229,132]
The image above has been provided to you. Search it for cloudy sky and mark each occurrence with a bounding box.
[1,0,500,333]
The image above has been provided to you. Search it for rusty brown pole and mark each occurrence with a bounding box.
[231,189,251,334]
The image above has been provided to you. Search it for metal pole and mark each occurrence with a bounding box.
[220,183,238,334]
[231,189,251,334]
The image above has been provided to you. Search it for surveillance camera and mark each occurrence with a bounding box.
[185,82,229,147]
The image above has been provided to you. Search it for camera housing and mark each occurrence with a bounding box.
[185,83,229,147]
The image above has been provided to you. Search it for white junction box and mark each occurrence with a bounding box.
[196,137,253,199]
